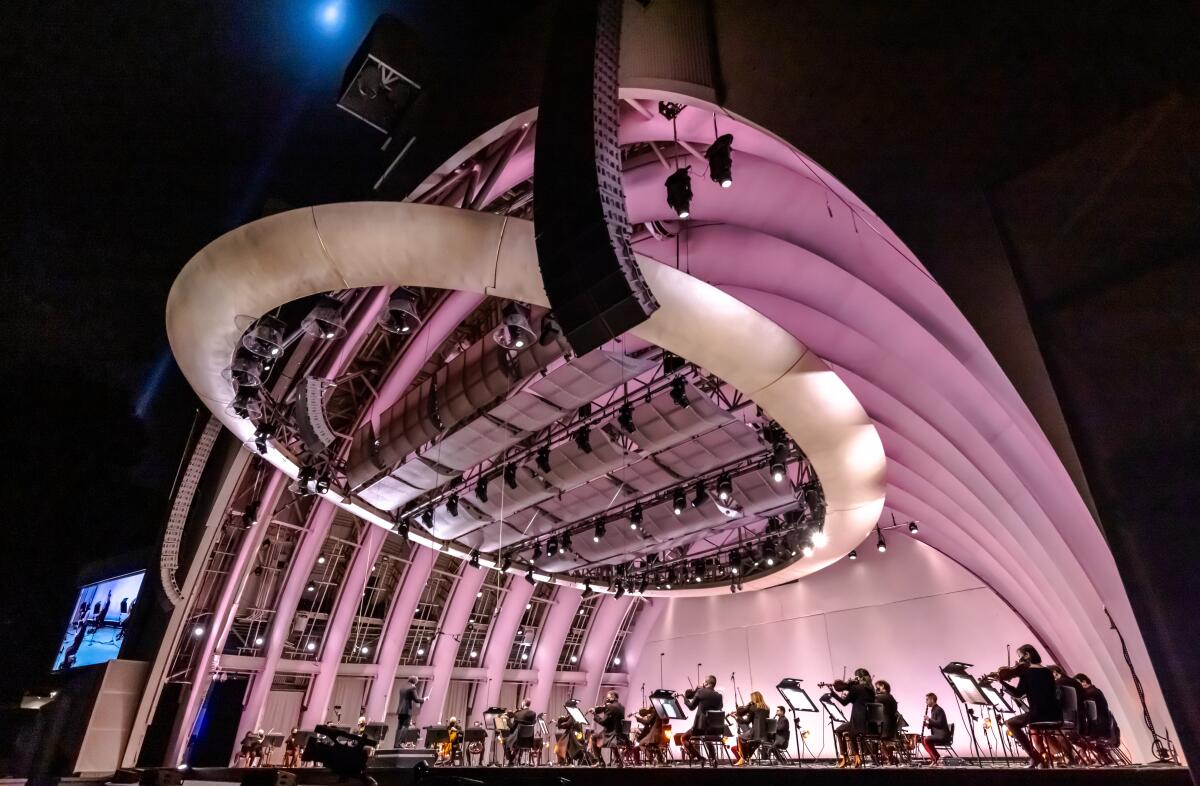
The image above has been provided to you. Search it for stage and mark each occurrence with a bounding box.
[151,763,1192,786]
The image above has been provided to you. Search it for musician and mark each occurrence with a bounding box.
[236,728,265,767]
[634,704,664,765]
[732,690,770,766]
[681,674,724,766]
[921,693,951,765]
[873,680,900,764]
[825,668,874,768]
[589,690,628,767]
[283,728,300,768]
[396,676,426,731]
[1073,674,1111,739]
[555,711,585,765]
[505,698,537,764]
[769,706,791,763]
[994,644,1061,768]
[535,712,550,765]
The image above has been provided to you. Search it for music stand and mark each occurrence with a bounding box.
[362,724,387,746]
[423,724,449,750]
[565,703,588,726]
[649,689,687,720]
[941,662,990,766]
[777,678,817,766]
[396,728,420,748]
[978,680,1018,764]
[262,733,285,766]
[482,707,506,766]
[820,695,847,723]
[462,727,487,766]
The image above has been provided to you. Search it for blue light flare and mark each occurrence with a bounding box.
[316,0,346,34]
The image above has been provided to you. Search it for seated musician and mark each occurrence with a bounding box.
[873,680,900,764]
[589,690,628,768]
[769,706,791,762]
[994,644,1061,768]
[555,711,585,765]
[236,728,265,767]
[921,693,951,765]
[445,717,462,765]
[681,674,724,766]
[1073,674,1111,740]
[633,704,664,765]
[827,669,874,768]
[733,691,769,766]
[504,699,537,764]
[283,728,300,768]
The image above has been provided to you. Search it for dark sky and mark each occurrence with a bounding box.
[0,0,404,700]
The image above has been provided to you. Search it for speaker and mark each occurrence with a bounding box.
[337,15,426,134]
[239,769,296,786]
[371,748,438,768]
[533,0,658,357]
[139,769,182,786]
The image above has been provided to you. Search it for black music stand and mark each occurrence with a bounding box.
[979,680,1018,765]
[941,662,990,767]
[482,707,507,766]
[395,728,420,748]
[362,724,388,747]
[462,727,487,766]
[262,733,285,766]
[423,724,449,750]
[777,678,818,766]
[819,691,847,761]
[649,689,687,720]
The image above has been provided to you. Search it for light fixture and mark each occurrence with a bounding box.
[908,520,920,534]
[360,645,370,655]
[692,481,709,508]
[705,133,734,188]
[582,583,595,599]
[417,646,426,656]
[573,426,592,454]
[295,466,330,496]
[669,377,690,408]
[801,544,814,558]
[302,295,348,340]
[378,287,422,334]
[546,536,559,557]
[226,386,265,420]
[770,442,788,483]
[306,641,317,652]
[570,655,578,663]
[521,652,529,661]
[500,553,513,571]
[306,583,316,593]
[526,602,533,610]
[192,625,205,638]
[617,402,635,433]
[241,315,285,358]
[420,507,434,528]
[531,541,542,561]
[475,476,488,503]
[665,166,693,218]
[223,352,265,388]
[469,550,480,569]
[394,518,410,539]
[255,637,265,646]
[876,527,887,553]
[614,582,626,599]
[317,555,326,565]
[638,575,649,594]
[536,444,552,473]
[446,494,459,517]
[673,488,687,515]
[492,301,535,350]
[470,650,478,658]
[812,530,829,548]
[849,549,857,560]
[525,568,536,585]
[613,656,622,666]
[560,531,572,552]
[593,521,606,542]
[629,504,643,529]
[716,473,733,501]
[503,463,518,490]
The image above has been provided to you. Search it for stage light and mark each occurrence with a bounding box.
[469,550,480,569]
[876,528,887,553]
[255,636,264,646]
[307,583,316,593]
[848,549,857,560]
[417,646,426,656]
[692,481,709,508]
[716,473,733,501]
[242,315,285,358]
[394,518,410,539]
[570,655,579,663]
[360,645,370,655]
[532,541,543,561]
[536,444,552,473]
[802,544,814,558]
[561,531,573,552]
[500,553,513,571]
[638,575,649,594]
[521,652,529,661]
[475,477,489,503]
[673,488,687,515]
[526,602,533,610]
[614,582,626,599]
[666,567,677,586]
[420,508,433,528]
[317,555,326,565]
[306,641,317,652]
[909,520,920,534]
[470,649,479,658]
[613,656,622,666]
[223,352,265,389]
[582,583,595,599]
[618,402,635,433]
[665,166,693,218]
[573,426,592,454]
[705,133,734,188]
[629,504,643,529]
[770,442,788,483]
[192,625,205,637]
[546,536,559,557]
[446,494,459,517]
[538,313,562,346]
[525,568,536,585]
[504,463,518,489]
[493,301,535,350]
[302,295,348,340]
[593,521,606,542]
[812,530,829,548]
[669,377,690,408]
[227,386,265,420]
[295,466,330,496]
[378,287,422,334]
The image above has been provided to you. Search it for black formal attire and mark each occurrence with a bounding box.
[921,704,950,761]
[832,682,875,757]
[876,691,899,739]
[735,705,769,762]
[1080,685,1111,739]
[396,685,424,731]
[1001,665,1061,759]
[556,716,585,763]
[682,687,724,762]
[589,701,627,766]
[505,707,537,762]
[767,714,790,762]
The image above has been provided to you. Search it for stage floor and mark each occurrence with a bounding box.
[167,763,1192,786]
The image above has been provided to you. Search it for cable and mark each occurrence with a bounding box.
[1104,607,1178,763]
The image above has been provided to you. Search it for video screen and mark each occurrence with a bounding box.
[52,570,145,671]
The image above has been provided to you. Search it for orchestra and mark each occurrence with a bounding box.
[233,640,1127,772]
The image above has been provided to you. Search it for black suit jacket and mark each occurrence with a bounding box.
[876,692,899,738]
[398,686,424,715]
[684,687,724,732]
[512,708,537,726]
[1004,666,1061,722]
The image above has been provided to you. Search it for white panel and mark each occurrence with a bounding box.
[330,676,368,722]
[421,417,525,472]
[391,457,460,491]
[261,689,304,737]
[526,350,656,410]
[490,392,567,431]
[74,660,150,777]
[498,681,523,710]
[627,383,732,452]
[444,679,474,724]
[358,473,424,511]
[548,682,577,716]
[543,429,630,491]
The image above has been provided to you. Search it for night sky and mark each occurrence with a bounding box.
[0,0,409,701]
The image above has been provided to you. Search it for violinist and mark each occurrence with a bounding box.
[634,704,665,765]
[921,693,950,765]
[681,674,724,766]
[989,643,1060,768]
[732,691,770,766]
[282,728,300,768]
[589,690,627,767]
[505,699,536,764]
[555,711,585,765]
[821,668,874,768]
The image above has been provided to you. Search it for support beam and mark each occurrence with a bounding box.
[577,596,631,709]
[475,579,535,722]
[363,546,436,724]
[526,587,582,716]
[299,524,387,728]
[415,565,487,725]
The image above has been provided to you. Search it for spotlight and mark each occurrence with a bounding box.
[306,641,317,652]
[192,625,205,638]
[673,488,687,515]
[665,166,693,218]
[417,645,426,656]
[629,504,643,529]
[908,520,920,534]
[242,501,260,529]
[582,583,595,599]
[317,555,326,565]
[223,352,265,388]
[536,444,552,473]
[573,427,592,454]
[561,531,573,552]
[618,402,635,433]
[446,494,459,517]
[295,466,330,496]
[538,313,562,346]
[613,656,622,666]
[493,301,535,350]
[378,287,422,334]
[812,530,829,548]
[469,550,480,569]
[420,508,433,528]
[716,473,733,501]
[876,528,887,553]
[394,518,410,539]
[638,575,649,594]
[692,481,709,508]
[255,637,265,646]
[705,133,734,188]
[241,315,285,358]
[546,536,559,557]
[570,654,579,663]
[614,582,626,599]
[227,386,264,420]
[669,377,690,408]
[302,295,348,340]
[593,520,606,542]
[532,541,543,561]
[360,645,370,655]
[666,568,676,587]
[475,476,489,503]
[307,583,316,593]
[500,553,513,571]
[770,442,788,483]
[802,544,814,558]
[504,463,518,489]
[525,568,535,585]
[251,422,274,455]
[848,549,858,561]
[470,650,478,658]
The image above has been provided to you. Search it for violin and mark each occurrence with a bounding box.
[988,661,1030,682]
[817,679,851,692]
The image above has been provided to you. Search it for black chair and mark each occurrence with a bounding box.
[929,722,957,763]
[510,724,539,766]
[1030,685,1078,767]
[754,716,788,765]
[607,720,635,767]
[858,702,890,764]
[689,710,734,767]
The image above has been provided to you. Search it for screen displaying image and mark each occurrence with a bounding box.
[52,570,145,671]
